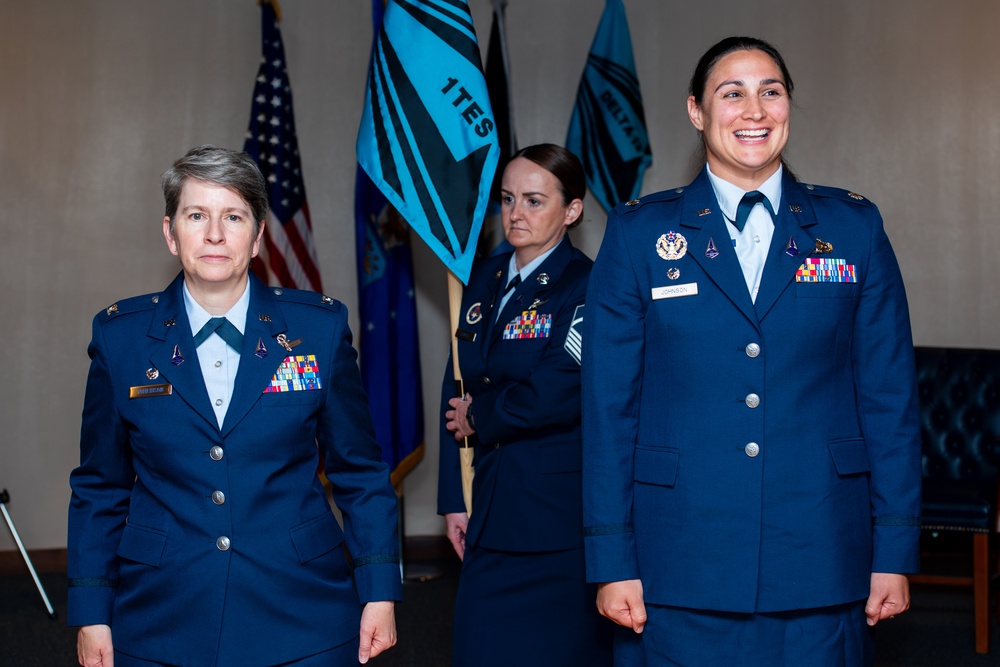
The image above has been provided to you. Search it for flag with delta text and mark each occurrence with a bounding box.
[244,0,322,291]
[357,0,500,285]
[566,0,651,212]
[356,0,424,483]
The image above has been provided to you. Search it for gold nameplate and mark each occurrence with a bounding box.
[129,383,173,399]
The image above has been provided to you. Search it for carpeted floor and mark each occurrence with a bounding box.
[1,560,997,666]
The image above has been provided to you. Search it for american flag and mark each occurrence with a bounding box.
[243,0,322,292]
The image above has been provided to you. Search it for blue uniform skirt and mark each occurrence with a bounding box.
[452,544,614,666]
[635,600,873,667]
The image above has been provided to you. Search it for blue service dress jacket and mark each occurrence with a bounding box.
[68,272,402,667]
[438,237,592,552]
[582,167,922,613]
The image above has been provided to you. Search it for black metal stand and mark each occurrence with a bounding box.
[0,489,56,618]
[396,485,443,583]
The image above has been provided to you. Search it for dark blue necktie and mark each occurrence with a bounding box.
[503,273,521,296]
[193,317,243,352]
[731,190,774,232]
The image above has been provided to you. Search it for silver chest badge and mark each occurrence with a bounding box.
[656,231,688,260]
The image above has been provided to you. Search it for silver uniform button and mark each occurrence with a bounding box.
[216,536,231,551]
[214,360,222,368]
[215,398,223,407]
[745,442,760,458]
[212,490,226,505]
[745,393,760,409]
[745,343,761,358]
[210,446,224,461]
[482,377,492,386]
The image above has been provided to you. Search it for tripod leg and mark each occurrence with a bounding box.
[1,495,57,618]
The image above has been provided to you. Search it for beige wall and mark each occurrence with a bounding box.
[1,0,998,553]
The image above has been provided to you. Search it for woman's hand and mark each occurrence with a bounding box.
[77,624,114,667]
[444,512,469,560]
[358,600,396,664]
[445,394,476,441]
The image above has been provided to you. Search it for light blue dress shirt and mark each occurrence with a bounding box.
[707,164,783,303]
[183,279,250,428]
[496,240,562,321]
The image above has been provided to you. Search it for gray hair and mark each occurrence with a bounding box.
[161,145,268,234]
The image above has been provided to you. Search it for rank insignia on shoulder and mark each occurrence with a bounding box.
[656,231,688,260]
[848,192,865,201]
[106,303,119,316]
[564,305,584,366]
[321,295,334,305]
[626,199,640,207]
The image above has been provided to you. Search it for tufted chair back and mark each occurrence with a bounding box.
[912,346,1000,654]
[917,346,1000,532]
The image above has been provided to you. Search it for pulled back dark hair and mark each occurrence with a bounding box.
[509,144,587,228]
[688,36,794,106]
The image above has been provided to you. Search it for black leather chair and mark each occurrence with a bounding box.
[910,346,1000,654]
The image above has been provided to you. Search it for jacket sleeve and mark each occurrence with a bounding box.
[851,205,922,573]
[581,210,643,583]
[317,306,402,603]
[67,315,135,626]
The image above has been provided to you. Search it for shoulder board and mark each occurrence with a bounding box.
[269,286,344,312]
[618,187,686,214]
[98,292,160,322]
[800,183,873,206]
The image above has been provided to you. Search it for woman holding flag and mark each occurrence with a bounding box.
[438,144,613,666]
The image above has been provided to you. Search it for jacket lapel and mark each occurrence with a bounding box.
[222,275,288,437]
[148,273,218,430]
[679,170,759,327]
[753,175,818,321]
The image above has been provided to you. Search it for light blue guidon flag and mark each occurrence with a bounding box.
[566,0,652,212]
[357,0,500,285]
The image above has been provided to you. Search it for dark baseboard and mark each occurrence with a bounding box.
[402,535,454,562]
[0,548,67,576]
[1,536,453,577]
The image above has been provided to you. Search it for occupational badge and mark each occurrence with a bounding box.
[656,231,688,260]
[537,273,550,285]
[705,237,720,260]
[814,238,834,254]
[466,303,483,325]
[276,333,301,352]
[146,367,159,380]
[667,268,680,280]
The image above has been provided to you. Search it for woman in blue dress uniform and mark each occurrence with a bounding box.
[68,146,401,667]
[582,37,921,666]
[438,144,613,666]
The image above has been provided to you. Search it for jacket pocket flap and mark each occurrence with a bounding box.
[290,512,344,563]
[117,522,167,566]
[829,438,871,475]
[634,447,680,487]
